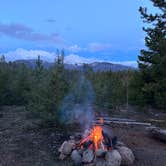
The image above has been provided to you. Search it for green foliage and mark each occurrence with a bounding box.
[26,52,69,122]
[0,60,31,105]
[87,70,132,110]
[136,0,166,109]
[0,55,5,63]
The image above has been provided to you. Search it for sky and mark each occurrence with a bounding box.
[0,0,156,67]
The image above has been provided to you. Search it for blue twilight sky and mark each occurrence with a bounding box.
[0,0,157,66]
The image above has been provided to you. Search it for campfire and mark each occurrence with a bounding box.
[58,117,135,166]
[79,125,110,151]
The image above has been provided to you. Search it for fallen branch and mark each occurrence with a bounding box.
[93,120,151,127]
[146,127,166,142]
[96,117,137,122]
[148,119,165,123]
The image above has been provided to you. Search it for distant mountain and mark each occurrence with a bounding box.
[14,59,53,68]
[14,60,135,72]
[89,62,133,71]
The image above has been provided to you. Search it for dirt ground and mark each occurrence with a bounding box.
[0,106,166,166]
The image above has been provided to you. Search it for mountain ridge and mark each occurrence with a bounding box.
[14,59,135,72]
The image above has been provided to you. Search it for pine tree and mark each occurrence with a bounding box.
[35,55,44,81]
[138,0,166,108]
[0,55,6,63]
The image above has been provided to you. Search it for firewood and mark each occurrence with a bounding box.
[93,120,151,127]
[147,127,166,142]
[96,117,136,122]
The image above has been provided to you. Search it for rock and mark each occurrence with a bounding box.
[96,158,107,166]
[78,149,84,155]
[115,141,125,147]
[70,135,75,140]
[59,153,67,160]
[116,146,135,165]
[96,149,106,157]
[69,139,76,145]
[74,132,82,141]
[59,141,75,155]
[82,149,94,163]
[58,141,66,152]
[105,150,121,166]
[71,150,82,166]
[84,163,95,166]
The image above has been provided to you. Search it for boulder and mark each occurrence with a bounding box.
[105,150,121,166]
[116,146,135,165]
[96,158,107,166]
[115,141,125,147]
[59,141,75,155]
[78,149,84,155]
[82,149,94,163]
[59,153,67,160]
[84,163,95,166]
[71,150,82,166]
[96,149,106,157]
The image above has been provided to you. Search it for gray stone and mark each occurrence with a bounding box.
[105,150,121,166]
[71,150,82,165]
[59,141,75,155]
[96,149,107,157]
[116,146,135,165]
[84,163,95,166]
[78,149,84,155]
[96,158,107,166]
[82,149,94,163]
[70,135,75,140]
[59,153,67,160]
[115,141,125,147]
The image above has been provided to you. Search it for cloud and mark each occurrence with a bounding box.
[88,42,112,52]
[64,54,96,64]
[2,48,137,67]
[0,23,64,44]
[111,61,138,68]
[66,43,112,53]
[67,44,82,53]
[4,48,56,62]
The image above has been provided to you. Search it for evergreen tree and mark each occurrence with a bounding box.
[0,55,6,63]
[35,55,44,81]
[138,0,166,108]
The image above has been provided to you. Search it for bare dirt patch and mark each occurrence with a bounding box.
[0,106,166,166]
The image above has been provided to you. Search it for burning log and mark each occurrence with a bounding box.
[82,140,94,149]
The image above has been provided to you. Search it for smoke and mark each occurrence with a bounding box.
[60,74,95,130]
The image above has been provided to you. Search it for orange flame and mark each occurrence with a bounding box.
[80,125,104,150]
